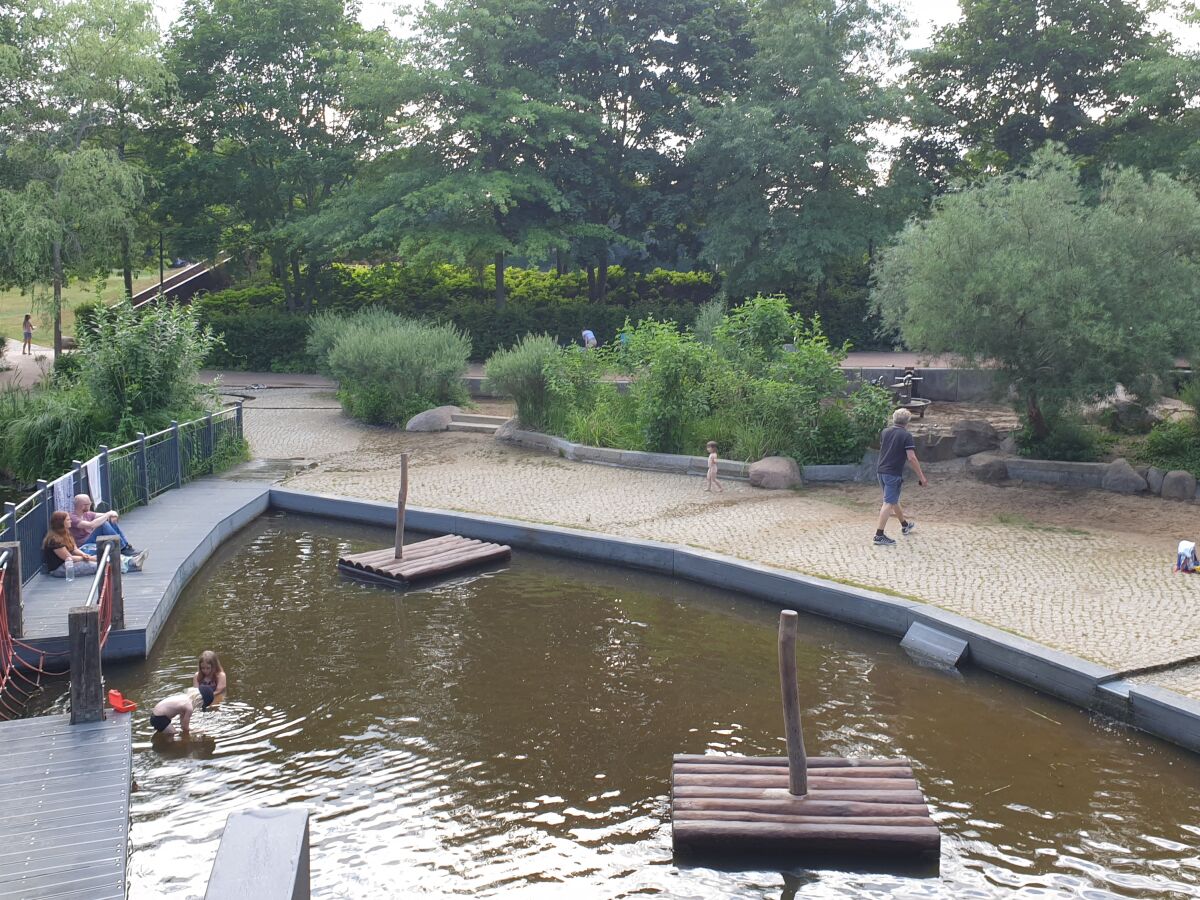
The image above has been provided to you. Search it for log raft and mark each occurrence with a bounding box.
[336,452,511,586]
[669,611,940,862]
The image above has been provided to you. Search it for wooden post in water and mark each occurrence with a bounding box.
[68,606,104,724]
[777,610,807,796]
[97,535,124,630]
[394,452,409,560]
[0,542,22,638]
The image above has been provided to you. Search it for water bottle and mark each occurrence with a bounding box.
[64,559,75,582]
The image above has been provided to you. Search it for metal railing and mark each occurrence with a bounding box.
[0,403,243,585]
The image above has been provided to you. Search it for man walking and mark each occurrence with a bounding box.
[874,408,927,546]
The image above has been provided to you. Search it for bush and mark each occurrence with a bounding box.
[200,308,313,371]
[317,313,471,425]
[1138,418,1200,477]
[1017,412,1107,462]
[73,300,106,342]
[483,334,562,431]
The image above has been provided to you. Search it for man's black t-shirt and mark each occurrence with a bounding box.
[877,425,915,476]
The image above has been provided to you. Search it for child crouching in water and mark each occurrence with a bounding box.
[149,685,214,736]
[705,441,724,493]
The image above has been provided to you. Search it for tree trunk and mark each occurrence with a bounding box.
[597,255,609,302]
[1025,394,1049,441]
[52,238,63,357]
[121,234,133,300]
[586,265,597,301]
[555,247,565,277]
[494,251,506,310]
[288,252,303,312]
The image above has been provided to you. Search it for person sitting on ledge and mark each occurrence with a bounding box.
[149,686,214,736]
[43,510,98,578]
[70,493,139,555]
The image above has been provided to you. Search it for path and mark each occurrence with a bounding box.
[237,385,1200,704]
[0,712,132,900]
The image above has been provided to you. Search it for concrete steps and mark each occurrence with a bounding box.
[448,413,509,435]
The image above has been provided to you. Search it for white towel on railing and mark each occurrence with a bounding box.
[52,474,73,512]
[85,456,102,505]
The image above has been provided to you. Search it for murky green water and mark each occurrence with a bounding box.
[34,513,1200,898]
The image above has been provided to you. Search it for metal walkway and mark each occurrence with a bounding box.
[0,713,132,899]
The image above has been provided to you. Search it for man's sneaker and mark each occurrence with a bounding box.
[127,549,149,572]
[901,520,916,536]
[873,533,896,546]
[121,545,139,555]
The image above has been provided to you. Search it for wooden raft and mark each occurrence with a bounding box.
[336,453,511,586]
[670,611,940,861]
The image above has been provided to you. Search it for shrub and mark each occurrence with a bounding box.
[692,299,725,345]
[1017,412,1107,462]
[51,351,83,386]
[200,308,313,371]
[307,307,403,377]
[73,300,106,341]
[483,334,562,431]
[1138,418,1200,477]
[320,313,471,425]
[0,384,107,481]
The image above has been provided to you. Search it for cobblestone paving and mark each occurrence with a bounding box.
[242,388,1200,693]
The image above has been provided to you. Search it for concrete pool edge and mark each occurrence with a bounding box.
[266,487,1200,756]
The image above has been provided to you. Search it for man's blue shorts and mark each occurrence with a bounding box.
[878,474,903,505]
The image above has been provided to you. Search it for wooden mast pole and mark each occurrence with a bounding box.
[395,452,409,560]
[778,609,807,795]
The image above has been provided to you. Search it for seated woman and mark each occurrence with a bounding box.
[43,510,98,577]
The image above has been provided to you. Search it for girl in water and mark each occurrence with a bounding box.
[193,650,227,696]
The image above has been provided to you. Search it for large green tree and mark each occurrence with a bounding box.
[164,0,386,308]
[0,0,151,354]
[872,147,1200,439]
[688,0,906,297]
[909,0,1166,173]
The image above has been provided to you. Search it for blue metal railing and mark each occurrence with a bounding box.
[0,404,243,585]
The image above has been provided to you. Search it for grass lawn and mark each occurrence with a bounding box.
[0,271,162,343]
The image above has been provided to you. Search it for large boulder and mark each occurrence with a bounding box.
[1101,399,1160,435]
[1161,470,1197,502]
[405,405,461,432]
[966,452,1008,484]
[1147,466,1166,495]
[1101,458,1148,494]
[749,455,803,490]
[953,419,1001,457]
[914,433,957,462]
[494,416,520,442]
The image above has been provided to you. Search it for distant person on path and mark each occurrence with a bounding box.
[149,686,214,736]
[21,315,33,355]
[43,511,98,577]
[874,408,927,546]
[705,441,724,493]
[194,650,227,695]
[581,328,597,349]
[70,494,138,555]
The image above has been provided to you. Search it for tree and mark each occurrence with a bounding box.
[164,0,386,308]
[910,0,1165,173]
[872,147,1200,439]
[0,0,150,354]
[688,0,906,298]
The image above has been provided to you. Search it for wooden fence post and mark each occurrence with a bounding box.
[0,542,23,638]
[171,421,184,488]
[778,610,807,796]
[97,535,124,631]
[235,401,244,440]
[394,453,409,559]
[69,606,104,724]
[136,432,150,505]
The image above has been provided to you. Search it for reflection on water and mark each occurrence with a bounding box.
[34,513,1200,898]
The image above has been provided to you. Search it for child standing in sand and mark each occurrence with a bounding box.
[705,441,724,493]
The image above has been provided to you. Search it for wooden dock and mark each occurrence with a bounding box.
[339,534,511,585]
[336,452,510,586]
[669,610,940,863]
[670,754,939,856]
[0,712,132,899]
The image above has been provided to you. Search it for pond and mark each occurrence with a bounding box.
[33,513,1200,898]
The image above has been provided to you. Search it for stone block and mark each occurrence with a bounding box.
[915,433,957,462]
[956,369,999,402]
[404,405,461,432]
[914,369,958,402]
[494,417,519,442]
[1102,458,1148,494]
[900,622,969,668]
[953,419,1000,456]
[1161,470,1197,502]
[966,452,1007,483]
[1147,466,1166,495]
[749,455,802,490]
[205,808,310,900]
